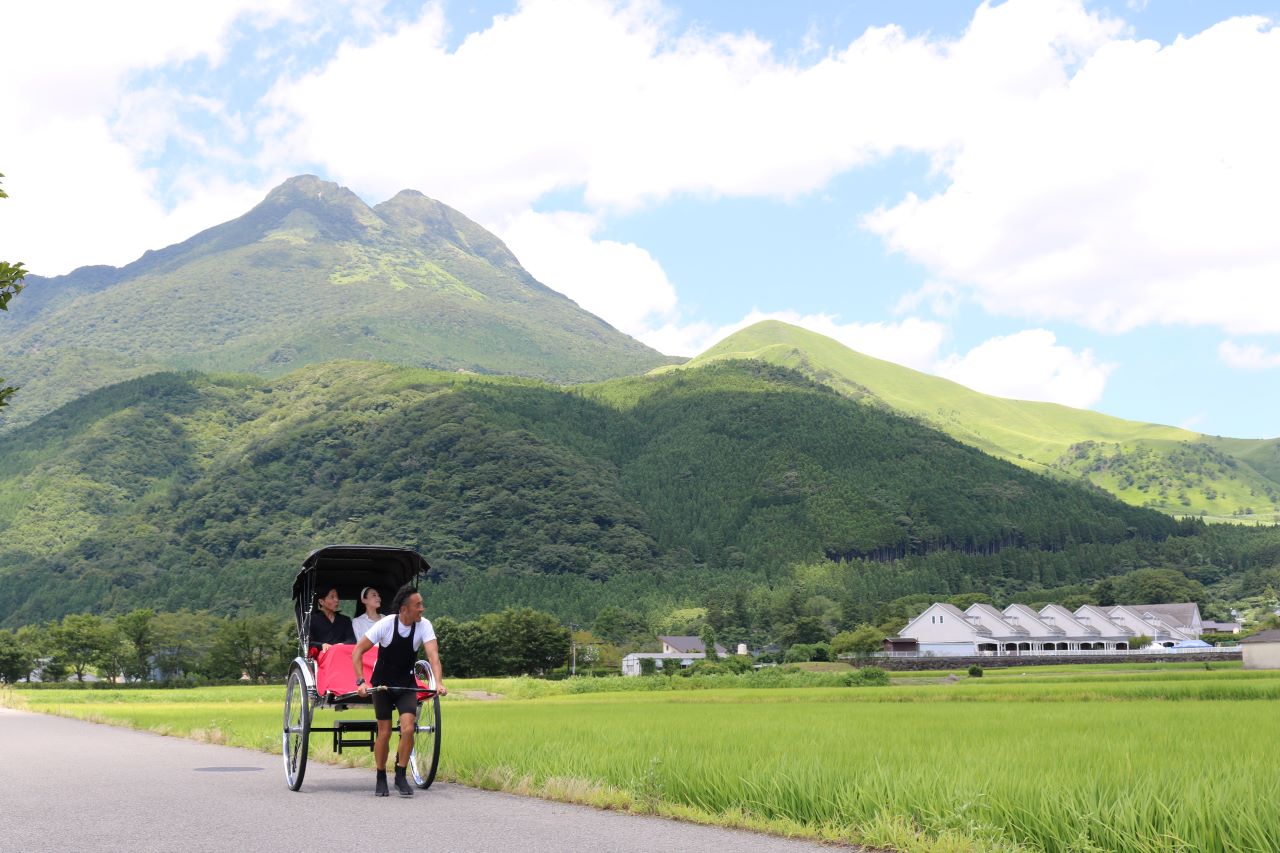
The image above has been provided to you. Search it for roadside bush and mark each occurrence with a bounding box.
[857,666,889,686]
[968,665,984,678]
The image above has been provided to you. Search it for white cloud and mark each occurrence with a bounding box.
[935,329,1115,407]
[498,210,678,337]
[893,281,962,317]
[6,0,1279,357]
[0,0,307,273]
[263,0,1123,222]
[1219,340,1280,369]
[866,14,1280,335]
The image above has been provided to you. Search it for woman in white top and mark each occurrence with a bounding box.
[351,586,383,638]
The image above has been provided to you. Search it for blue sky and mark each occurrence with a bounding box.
[2,0,1278,438]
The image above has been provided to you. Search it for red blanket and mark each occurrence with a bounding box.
[314,644,433,699]
[315,644,378,695]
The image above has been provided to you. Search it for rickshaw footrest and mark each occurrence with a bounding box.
[333,720,378,753]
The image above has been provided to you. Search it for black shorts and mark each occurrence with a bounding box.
[372,687,418,721]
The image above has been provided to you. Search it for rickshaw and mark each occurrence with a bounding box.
[283,544,441,791]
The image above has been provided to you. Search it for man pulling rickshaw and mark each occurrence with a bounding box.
[352,584,447,796]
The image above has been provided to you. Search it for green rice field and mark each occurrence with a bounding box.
[5,662,1278,853]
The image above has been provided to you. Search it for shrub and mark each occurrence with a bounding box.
[968,665,984,678]
[638,657,657,676]
[843,666,889,687]
[784,644,814,663]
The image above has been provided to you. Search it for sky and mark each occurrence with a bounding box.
[2,0,1278,438]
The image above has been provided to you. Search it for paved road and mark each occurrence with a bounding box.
[0,708,842,852]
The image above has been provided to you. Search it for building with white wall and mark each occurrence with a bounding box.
[1240,629,1280,670]
[895,601,1204,656]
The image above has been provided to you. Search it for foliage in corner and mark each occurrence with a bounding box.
[1,172,28,409]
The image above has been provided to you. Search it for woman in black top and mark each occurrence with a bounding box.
[309,586,356,652]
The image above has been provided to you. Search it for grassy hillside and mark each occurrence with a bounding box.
[0,175,675,431]
[680,321,1280,520]
[0,360,1181,626]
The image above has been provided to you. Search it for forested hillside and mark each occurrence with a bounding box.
[0,175,675,431]
[682,321,1280,521]
[0,358,1214,630]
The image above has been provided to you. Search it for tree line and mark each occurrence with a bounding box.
[0,606,570,685]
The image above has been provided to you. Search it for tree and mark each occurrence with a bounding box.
[0,630,34,684]
[1,172,27,409]
[209,615,287,682]
[779,616,829,648]
[699,624,719,661]
[1108,568,1204,605]
[89,622,128,683]
[116,609,156,682]
[31,624,68,682]
[832,624,885,658]
[151,610,221,681]
[593,605,649,645]
[13,626,44,682]
[1128,634,1153,650]
[54,615,111,682]
[498,608,570,675]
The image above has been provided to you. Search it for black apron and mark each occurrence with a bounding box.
[370,619,418,689]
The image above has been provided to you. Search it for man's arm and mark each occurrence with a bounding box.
[352,636,373,695]
[423,638,447,696]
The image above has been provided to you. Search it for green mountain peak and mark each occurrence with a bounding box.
[684,320,1280,521]
[0,176,675,429]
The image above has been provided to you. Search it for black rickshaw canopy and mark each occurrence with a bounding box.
[291,544,431,645]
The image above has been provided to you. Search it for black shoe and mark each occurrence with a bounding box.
[375,771,389,797]
[394,765,413,797]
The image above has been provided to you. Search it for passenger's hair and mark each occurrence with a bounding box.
[390,583,419,614]
[314,585,336,605]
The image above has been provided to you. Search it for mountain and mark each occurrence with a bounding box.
[0,359,1184,627]
[0,175,677,430]
[678,321,1280,521]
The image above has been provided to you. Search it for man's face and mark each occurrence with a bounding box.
[319,588,339,614]
[404,592,424,622]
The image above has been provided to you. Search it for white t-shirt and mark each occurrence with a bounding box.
[352,613,379,638]
[364,614,436,650]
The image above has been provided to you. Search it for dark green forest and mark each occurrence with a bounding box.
[1,359,1277,638]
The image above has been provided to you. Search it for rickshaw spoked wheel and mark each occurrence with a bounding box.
[283,666,311,791]
[408,661,441,789]
[408,693,441,789]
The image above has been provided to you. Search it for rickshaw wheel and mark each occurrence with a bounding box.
[409,660,441,789]
[283,666,311,791]
[409,693,441,789]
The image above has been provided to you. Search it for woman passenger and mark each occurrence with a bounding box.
[309,586,356,653]
[352,586,382,639]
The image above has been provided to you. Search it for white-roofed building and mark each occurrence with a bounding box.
[965,603,1035,654]
[896,602,989,656]
[1133,603,1202,638]
[895,600,1213,656]
[1004,604,1066,651]
[1073,605,1135,650]
[1038,604,1099,649]
[1107,605,1192,646]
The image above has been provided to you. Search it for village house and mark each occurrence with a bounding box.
[1240,629,1280,669]
[621,636,737,676]
[658,635,730,656]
